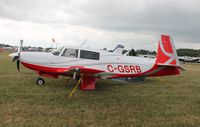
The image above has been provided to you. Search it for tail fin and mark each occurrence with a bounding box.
[156,35,180,66]
[148,35,184,77]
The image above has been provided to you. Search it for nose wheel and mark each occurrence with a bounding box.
[36,78,45,85]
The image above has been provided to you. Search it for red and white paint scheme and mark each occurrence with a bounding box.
[9,35,184,90]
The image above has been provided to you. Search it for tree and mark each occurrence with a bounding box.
[122,50,128,54]
[129,49,136,56]
[122,49,136,56]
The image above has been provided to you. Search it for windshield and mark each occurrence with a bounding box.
[52,47,64,56]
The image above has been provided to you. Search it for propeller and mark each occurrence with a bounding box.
[12,55,19,62]
[12,40,23,71]
[17,58,20,71]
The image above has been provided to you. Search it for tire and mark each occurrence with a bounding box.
[76,76,81,81]
[36,78,45,85]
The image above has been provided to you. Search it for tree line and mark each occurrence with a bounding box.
[122,49,156,56]
[176,49,200,57]
[0,44,11,47]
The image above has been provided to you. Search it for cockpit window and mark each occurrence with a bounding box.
[52,47,64,56]
[62,48,78,58]
[80,50,100,60]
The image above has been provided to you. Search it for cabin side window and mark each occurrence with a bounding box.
[80,50,100,60]
[61,48,78,58]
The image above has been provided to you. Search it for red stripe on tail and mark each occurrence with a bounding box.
[156,35,178,66]
[153,35,184,76]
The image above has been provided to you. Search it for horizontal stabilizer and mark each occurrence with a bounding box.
[157,63,186,71]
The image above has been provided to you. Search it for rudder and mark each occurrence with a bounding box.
[156,35,180,66]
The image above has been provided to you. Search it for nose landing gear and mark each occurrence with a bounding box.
[36,77,45,85]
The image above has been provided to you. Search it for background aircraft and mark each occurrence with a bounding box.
[178,56,200,63]
[9,35,184,90]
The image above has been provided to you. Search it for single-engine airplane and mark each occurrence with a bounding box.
[178,56,200,63]
[9,35,184,90]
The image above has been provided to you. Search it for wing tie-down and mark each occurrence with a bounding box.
[68,79,81,98]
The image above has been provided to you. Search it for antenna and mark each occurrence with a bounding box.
[52,38,57,49]
[80,39,88,47]
[18,40,23,53]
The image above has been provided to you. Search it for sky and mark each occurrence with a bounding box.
[0,0,199,50]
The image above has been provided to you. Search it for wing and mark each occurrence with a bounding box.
[62,66,104,77]
[62,66,104,90]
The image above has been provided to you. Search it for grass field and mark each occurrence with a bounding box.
[0,51,200,127]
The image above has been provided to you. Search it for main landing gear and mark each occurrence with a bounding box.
[36,77,45,85]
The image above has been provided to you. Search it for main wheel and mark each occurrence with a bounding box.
[36,78,45,85]
[76,76,81,81]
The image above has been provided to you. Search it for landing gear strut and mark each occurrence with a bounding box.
[36,77,45,85]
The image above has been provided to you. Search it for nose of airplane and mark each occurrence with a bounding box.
[9,52,18,58]
[9,52,21,71]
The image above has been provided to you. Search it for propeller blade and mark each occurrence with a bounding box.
[17,60,20,71]
[12,55,19,62]
[18,40,23,54]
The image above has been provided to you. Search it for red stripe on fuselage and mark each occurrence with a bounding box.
[110,64,159,78]
[21,61,180,79]
[21,61,68,74]
[21,61,104,75]
[110,64,180,78]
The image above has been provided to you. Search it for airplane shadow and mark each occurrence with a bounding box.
[44,77,155,92]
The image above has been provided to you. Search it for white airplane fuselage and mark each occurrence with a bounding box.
[18,47,155,79]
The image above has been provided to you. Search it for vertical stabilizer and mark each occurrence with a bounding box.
[156,35,180,66]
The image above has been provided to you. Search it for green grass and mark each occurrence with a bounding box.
[0,51,200,127]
